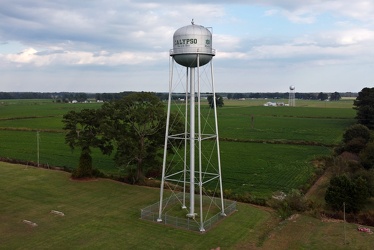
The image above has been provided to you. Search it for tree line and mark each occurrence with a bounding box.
[0,91,354,102]
[0,91,167,102]
[226,91,344,101]
[324,87,374,214]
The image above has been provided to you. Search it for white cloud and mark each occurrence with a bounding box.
[333,29,374,45]
[4,48,39,65]
[1,0,374,93]
[324,0,374,23]
[214,34,242,52]
[257,0,374,25]
[265,8,316,24]
[2,47,167,67]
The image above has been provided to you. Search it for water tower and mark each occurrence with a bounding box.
[157,20,226,232]
[289,85,295,107]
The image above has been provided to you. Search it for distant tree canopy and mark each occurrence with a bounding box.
[226,92,348,100]
[317,92,329,101]
[0,92,53,99]
[354,87,374,129]
[0,91,356,101]
[330,92,341,101]
[207,94,224,108]
[227,93,247,99]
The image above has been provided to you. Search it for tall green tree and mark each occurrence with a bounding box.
[325,174,370,213]
[102,92,179,183]
[330,92,341,101]
[317,92,328,101]
[354,169,374,196]
[360,142,374,170]
[354,87,374,129]
[62,109,112,178]
[342,124,371,144]
[334,124,371,155]
[207,94,224,109]
[74,93,88,102]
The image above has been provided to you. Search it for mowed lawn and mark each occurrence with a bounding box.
[2,162,373,249]
[0,162,274,249]
[261,214,374,249]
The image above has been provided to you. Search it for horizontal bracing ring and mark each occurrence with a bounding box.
[168,133,217,140]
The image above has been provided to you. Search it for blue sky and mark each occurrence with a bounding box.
[1,0,374,93]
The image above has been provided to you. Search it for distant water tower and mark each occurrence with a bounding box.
[289,85,295,107]
[157,20,226,232]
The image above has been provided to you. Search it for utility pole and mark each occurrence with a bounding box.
[343,202,346,245]
[37,131,40,167]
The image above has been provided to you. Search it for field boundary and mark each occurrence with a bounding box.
[0,157,67,171]
[0,127,64,133]
[221,137,337,147]
[0,115,58,121]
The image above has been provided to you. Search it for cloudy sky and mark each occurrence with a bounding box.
[1,0,374,93]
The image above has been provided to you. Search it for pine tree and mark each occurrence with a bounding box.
[354,87,374,129]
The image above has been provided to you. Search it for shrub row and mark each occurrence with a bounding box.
[322,211,374,227]
[0,157,104,179]
[0,157,66,171]
[0,127,63,133]
[220,137,336,147]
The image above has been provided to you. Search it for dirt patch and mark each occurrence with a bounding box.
[339,151,360,162]
[320,216,344,223]
[305,170,331,199]
[288,214,300,221]
[70,177,99,182]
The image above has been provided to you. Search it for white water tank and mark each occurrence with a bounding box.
[171,21,215,67]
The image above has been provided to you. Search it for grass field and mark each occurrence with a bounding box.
[0,130,117,175]
[260,214,374,249]
[0,162,274,249]
[2,162,373,249]
[0,98,356,198]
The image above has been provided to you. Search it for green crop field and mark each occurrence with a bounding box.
[0,98,356,198]
[217,106,354,144]
[220,141,329,197]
